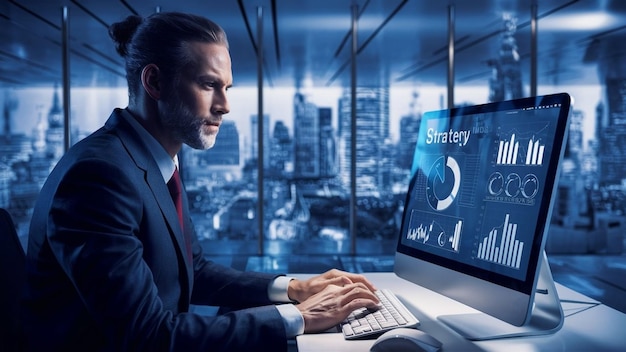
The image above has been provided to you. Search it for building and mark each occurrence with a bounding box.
[338,87,390,197]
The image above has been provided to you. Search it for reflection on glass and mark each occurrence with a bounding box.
[2,6,625,259]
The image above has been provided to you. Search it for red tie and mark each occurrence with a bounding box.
[167,167,192,260]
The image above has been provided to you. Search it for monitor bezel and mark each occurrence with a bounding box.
[394,93,571,326]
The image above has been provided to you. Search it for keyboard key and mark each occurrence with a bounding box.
[341,289,420,339]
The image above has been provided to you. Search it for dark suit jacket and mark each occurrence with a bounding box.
[22,108,288,351]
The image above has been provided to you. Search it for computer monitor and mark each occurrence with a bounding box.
[394,93,571,340]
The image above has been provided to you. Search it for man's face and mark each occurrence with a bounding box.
[159,42,232,150]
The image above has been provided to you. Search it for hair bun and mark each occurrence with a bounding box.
[109,15,143,57]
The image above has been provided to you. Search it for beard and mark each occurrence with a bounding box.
[159,91,218,150]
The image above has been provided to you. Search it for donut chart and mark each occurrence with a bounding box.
[426,155,461,211]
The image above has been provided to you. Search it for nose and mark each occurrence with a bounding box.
[213,88,230,116]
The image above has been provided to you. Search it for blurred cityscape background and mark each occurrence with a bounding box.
[1,0,625,312]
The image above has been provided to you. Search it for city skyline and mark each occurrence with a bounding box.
[1,83,601,152]
[0,78,622,256]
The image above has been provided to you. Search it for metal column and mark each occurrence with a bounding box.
[447,4,455,109]
[350,3,358,255]
[256,6,265,255]
[61,6,71,152]
[530,3,538,97]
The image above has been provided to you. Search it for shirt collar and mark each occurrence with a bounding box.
[120,109,176,183]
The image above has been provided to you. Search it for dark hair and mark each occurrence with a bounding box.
[109,12,229,101]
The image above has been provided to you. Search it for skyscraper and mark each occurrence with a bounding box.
[598,78,626,185]
[45,84,64,163]
[338,87,390,196]
[269,120,292,177]
[318,107,337,178]
[398,113,421,170]
[293,93,320,179]
[488,13,524,102]
[585,32,626,185]
[250,114,270,169]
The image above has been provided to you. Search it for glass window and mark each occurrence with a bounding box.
[0,2,64,247]
[3,1,624,262]
[537,2,623,255]
[0,1,128,249]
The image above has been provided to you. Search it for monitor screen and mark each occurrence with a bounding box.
[394,93,571,329]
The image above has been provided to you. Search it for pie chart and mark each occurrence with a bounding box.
[426,155,461,211]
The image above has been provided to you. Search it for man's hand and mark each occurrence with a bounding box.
[295,282,380,333]
[288,269,377,303]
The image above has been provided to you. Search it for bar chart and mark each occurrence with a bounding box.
[525,137,545,165]
[477,213,524,269]
[496,134,545,166]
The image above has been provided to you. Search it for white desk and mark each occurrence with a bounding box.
[295,272,626,351]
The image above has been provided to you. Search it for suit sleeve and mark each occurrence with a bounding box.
[47,159,288,352]
[188,240,281,308]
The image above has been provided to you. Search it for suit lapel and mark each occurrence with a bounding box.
[107,109,194,298]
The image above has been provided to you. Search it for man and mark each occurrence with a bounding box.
[22,12,379,351]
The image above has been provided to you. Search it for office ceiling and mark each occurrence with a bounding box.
[0,0,625,89]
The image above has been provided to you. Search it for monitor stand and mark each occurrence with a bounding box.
[437,251,564,340]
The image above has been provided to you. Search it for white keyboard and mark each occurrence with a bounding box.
[341,289,420,339]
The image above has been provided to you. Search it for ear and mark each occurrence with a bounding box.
[141,63,161,101]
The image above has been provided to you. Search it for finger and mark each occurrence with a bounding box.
[320,270,378,291]
[340,283,380,305]
[342,273,377,291]
[321,268,342,279]
[320,275,352,288]
[338,276,354,287]
[341,297,381,315]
